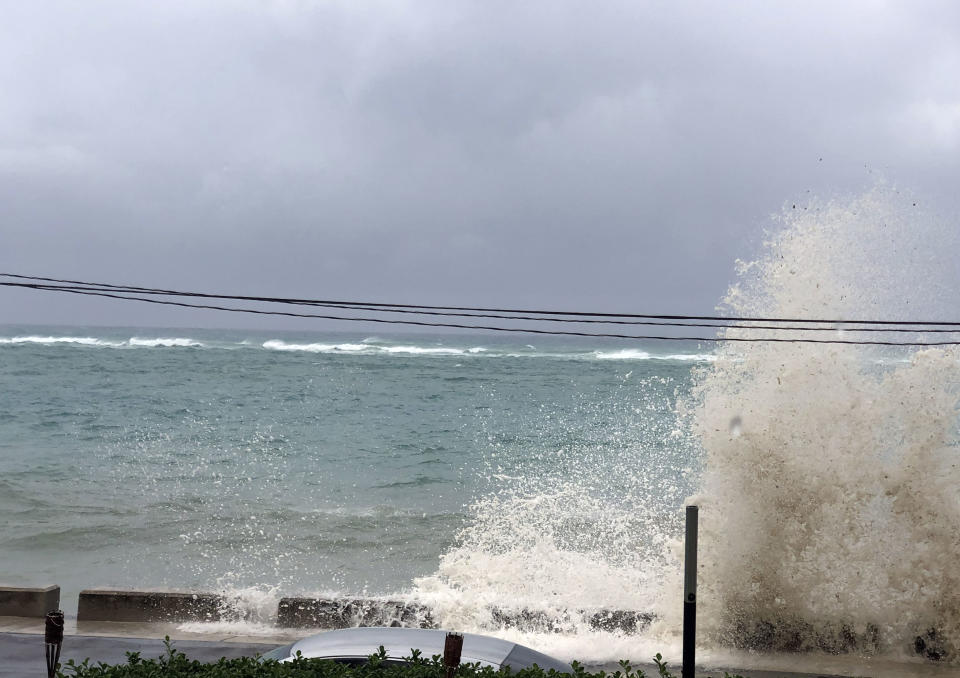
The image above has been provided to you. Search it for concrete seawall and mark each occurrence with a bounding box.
[78,589,226,623]
[277,597,436,629]
[0,586,946,660]
[0,587,651,633]
[0,586,60,617]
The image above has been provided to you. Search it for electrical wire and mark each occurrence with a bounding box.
[8,281,960,347]
[4,272,960,327]
[5,279,957,333]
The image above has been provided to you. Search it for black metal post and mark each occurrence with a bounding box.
[682,505,698,678]
[443,632,463,678]
[45,610,64,678]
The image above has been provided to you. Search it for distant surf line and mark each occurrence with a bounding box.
[0,334,717,361]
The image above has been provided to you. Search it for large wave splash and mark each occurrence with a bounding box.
[412,187,960,665]
[679,187,960,660]
[412,364,694,661]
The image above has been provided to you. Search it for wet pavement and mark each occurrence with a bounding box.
[2,632,280,678]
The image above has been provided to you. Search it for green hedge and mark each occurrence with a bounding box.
[56,637,745,678]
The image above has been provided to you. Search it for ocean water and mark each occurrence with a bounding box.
[0,329,702,618]
[2,187,959,671]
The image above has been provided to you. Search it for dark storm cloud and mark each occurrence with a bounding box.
[1,1,958,328]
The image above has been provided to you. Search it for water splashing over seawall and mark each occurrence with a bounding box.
[416,187,960,665]
[679,187,960,660]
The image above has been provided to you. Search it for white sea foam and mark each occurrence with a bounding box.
[594,348,716,362]
[128,337,204,348]
[381,345,465,355]
[0,335,123,347]
[0,335,205,348]
[0,334,715,363]
[263,340,364,353]
[176,584,291,636]
[661,353,717,362]
[594,349,652,360]
[262,340,478,356]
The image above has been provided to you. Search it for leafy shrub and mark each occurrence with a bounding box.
[56,637,745,678]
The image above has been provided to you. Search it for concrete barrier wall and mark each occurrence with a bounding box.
[0,587,938,658]
[0,586,651,634]
[274,597,653,634]
[277,597,436,629]
[490,607,654,634]
[0,586,60,617]
[78,589,226,623]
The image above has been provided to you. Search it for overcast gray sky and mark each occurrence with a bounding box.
[1,0,958,330]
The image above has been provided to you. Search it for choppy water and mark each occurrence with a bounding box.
[0,329,701,618]
[2,187,959,672]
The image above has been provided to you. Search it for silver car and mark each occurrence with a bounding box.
[261,627,572,672]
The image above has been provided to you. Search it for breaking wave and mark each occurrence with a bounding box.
[0,335,204,348]
[262,340,713,361]
[676,187,960,661]
[414,187,960,666]
[0,335,124,347]
[0,335,711,361]
[128,337,204,348]
[262,340,475,356]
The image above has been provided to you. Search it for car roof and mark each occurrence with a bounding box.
[288,627,570,672]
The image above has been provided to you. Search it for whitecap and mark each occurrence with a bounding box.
[263,340,340,352]
[594,349,651,360]
[659,353,717,362]
[262,340,368,353]
[263,340,483,357]
[381,345,465,355]
[0,335,124,347]
[329,343,369,352]
[128,337,204,348]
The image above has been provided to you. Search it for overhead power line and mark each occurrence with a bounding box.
[9,283,960,346]
[2,273,960,347]
[4,271,960,327]
[4,278,958,334]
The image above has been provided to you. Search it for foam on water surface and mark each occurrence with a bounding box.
[0,335,124,347]
[128,337,204,348]
[0,333,714,362]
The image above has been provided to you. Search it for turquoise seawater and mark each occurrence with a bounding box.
[0,325,704,617]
